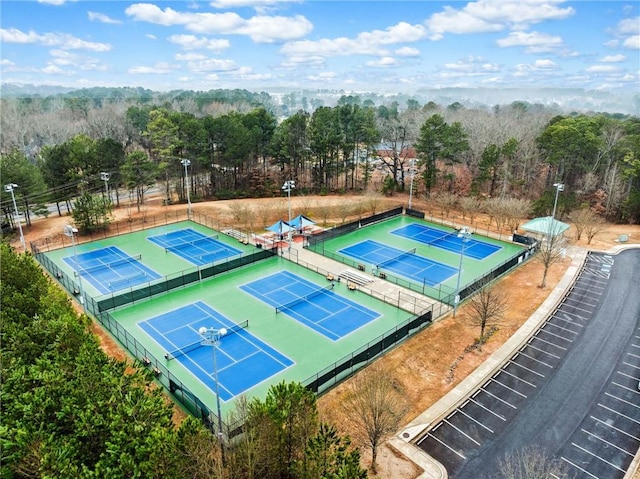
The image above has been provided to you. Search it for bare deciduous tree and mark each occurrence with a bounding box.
[569,207,607,244]
[341,364,408,474]
[537,228,566,289]
[459,196,482,223]
[433,191,457,218]
[494,446,568,479]
[467,280,507,350]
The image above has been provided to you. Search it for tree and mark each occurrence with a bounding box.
[493,446,568,479]
[342,364,408,474]
[121,151,160,211]
[466,280,507,349]
[71,189,112,233]
[537,228,566,289]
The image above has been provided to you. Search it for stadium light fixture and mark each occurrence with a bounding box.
[181,159,192,219]
[100,172,111,203]
[453,226,472,317]
[282,180,295,249]
[199,326,228,464]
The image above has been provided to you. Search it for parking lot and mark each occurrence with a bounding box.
[417,251,640,478]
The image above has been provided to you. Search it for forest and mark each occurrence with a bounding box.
[1,87,639,233]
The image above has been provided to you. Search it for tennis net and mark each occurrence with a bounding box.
[275,283,335,314]
[165,320,249,360]
[74,254,142,275]
[425,230,457,246]
[377,248,416,269]
[108,272,147,289]
[165,235,219,252]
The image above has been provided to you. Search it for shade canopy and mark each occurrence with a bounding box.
[521,216,570,238]
[289,214,315,229]
[266,220,294,234]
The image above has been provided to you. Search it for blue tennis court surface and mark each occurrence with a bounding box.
[392,223,501,259]
[148,228,242,266]
[63,246,161,294]
[240,271,380,341]
[339,240,457,287]
[139,301,293,401]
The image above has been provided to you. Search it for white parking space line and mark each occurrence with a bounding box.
[562,296,599,308]
[571,442,625,473]
[605,392,640,411]
[469,397,507,421]
[597,403,640,426]
[544,322,580,335]
[561,457,600,478]
[482,382,521,406]
[572,283,605,294]
[550,315,584,328]
[591,415,640,441]
[507,359,546,378]
[622,361,640,371]
[525,342,561,359]
[458,408,494,434]
[557,302,595,315]
[491,378,527,399]
[425,433,466,459]
[617,370,640,382]
[499,368,537,388]
[558,311,588,322]
[539,328,575,343]
[443,419,481,446]
[516,350,554,369]
[626,352,640,360]
[612,381,640,394]
[531,335,568,352]
[581,428,635,456]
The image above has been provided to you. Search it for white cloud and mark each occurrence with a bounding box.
[168,34,230,52]
[366,57,398,67]
[585,65,619,73]
[129,62,177,74]
[307,71,336,81]
[395,46,420,57]
[0,28,111,52]
[88,11,122,24]
[186,58,237,72]
[496,30,563,53]
[38,0,78,4]
[125,3,312,43]
[600,54,626,63]
[442,57,500,75]
[42,64,67,74]
[623,35,640,49]
[209,0,300,9]
[616,17,640,36]
[425,0,574,39]
[533,59,556,69]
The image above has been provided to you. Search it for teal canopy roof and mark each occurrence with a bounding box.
[521,216,570,237]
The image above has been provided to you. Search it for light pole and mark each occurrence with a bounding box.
[100,172,111,203]
[63,225,84,309]
[453,226,472,317]
[198,326,227,464]
[281,180,295,249]
[4,183,25,250]
[408,166,416,210]
[551,182,564,221]
[181,159,192,219]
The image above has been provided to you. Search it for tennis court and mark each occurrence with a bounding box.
[148,228,242,266]
[240,270,381,341]
[63,245,161,294]
[392,223,501,259]
[139,301,293,401]
[339,240,457,287]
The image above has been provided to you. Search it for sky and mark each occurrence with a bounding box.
[1,0,639,95]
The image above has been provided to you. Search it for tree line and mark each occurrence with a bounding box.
[1,91,639,229]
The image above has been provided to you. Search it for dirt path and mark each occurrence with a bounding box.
[10,194,640,478]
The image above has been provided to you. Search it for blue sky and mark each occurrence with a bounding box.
[1,0,638,94]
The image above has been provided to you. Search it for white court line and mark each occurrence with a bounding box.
[516,350,554,369]
[524,342,561,360]
[468,397,507,421]
[490,377,528,398]
[443,419,481,446]
[561,457,599,479]
[530,335,568,352]
[598,403,640,426]
[458,408,494,433]
[507,359,546,378]
[571,442,625,473]
[581,428,635,456]
[538,328,575,343]
[421,434,466,459]
[591,415,640,441]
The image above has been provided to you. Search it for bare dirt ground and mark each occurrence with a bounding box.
[10,193,640,478]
